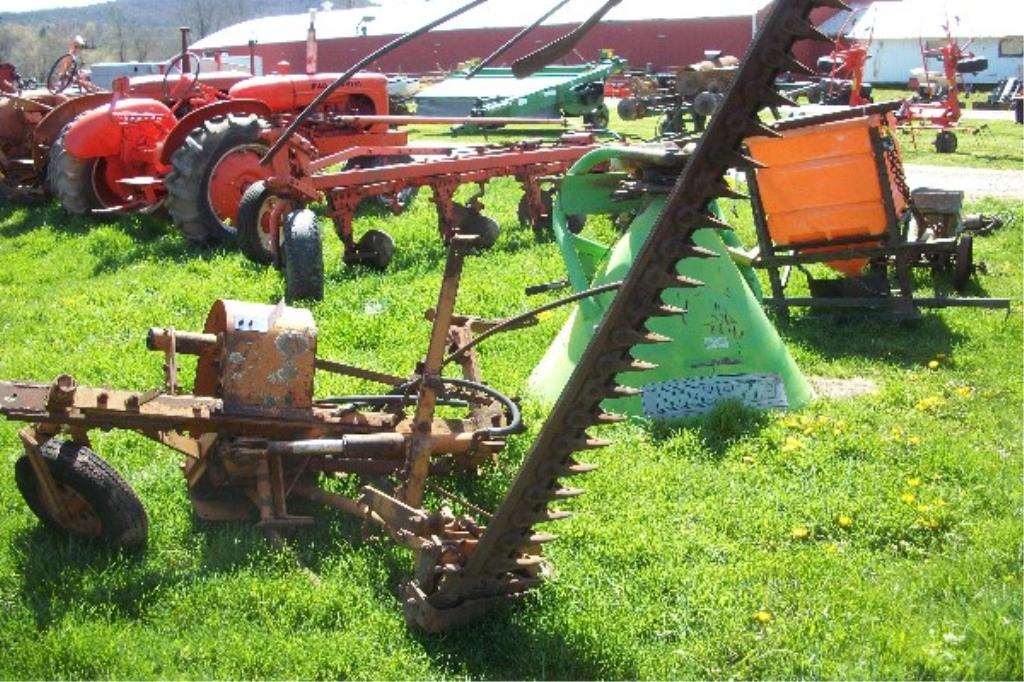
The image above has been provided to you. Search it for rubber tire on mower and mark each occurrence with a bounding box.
[934,130,958,154]
[953,234,973,292]
[236,180,295,266]
[281,209,325,302]
[14,439,148,550]
[48,129,105,214]
[165,113,270,243]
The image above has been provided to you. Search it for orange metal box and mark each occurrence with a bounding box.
[748,113,907,269]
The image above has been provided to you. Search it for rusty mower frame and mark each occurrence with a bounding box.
[0,233,551,547]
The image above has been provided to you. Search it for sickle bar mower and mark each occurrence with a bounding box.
[1,0,847,632]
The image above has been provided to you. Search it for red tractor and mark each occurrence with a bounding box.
[47,66,414,241]
[47,59,254,217]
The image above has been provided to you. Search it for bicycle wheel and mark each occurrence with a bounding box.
[47,54,77,94]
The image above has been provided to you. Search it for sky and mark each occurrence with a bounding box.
[0,0,111,12]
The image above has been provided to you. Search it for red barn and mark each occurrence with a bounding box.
[191,0,842,75]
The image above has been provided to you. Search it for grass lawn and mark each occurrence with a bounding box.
[0,110,1020,678]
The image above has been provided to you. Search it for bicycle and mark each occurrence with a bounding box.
[46,35,92,94]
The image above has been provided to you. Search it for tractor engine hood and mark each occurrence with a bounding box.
[63,99,176,159]
[228,72,389,113]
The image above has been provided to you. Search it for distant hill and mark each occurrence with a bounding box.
[0,0,373,80]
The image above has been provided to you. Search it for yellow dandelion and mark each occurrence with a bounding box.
[781,437,803,454]
[837,514,854,529]
[906,436,921,446]
[915,395,946,411]
[906,477,921,487]
[791,525,810,540]
[753,609,773,624]
[934,498,946,506]
[901,492,916,504]
[917,517,941,530]
[889,426,903,439]
[536,310,554,322]
[954,386,973,398]
[824,542,841,555]
[928,360,940,370]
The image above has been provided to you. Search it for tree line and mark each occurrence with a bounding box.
[0,0,370,81]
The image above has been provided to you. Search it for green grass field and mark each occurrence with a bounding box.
[0,111,1020,679]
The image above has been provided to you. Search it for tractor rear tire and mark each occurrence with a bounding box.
[48,129,102,214]
[165,113,270,243]
[237,180,296,266]
[14,439,148,550]
[282,209,324,302]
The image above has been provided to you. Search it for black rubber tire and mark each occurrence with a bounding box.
[455,205,500,249]
[46,54,77,94]
[282,208,324,302]
[48,127,102,215]
[14,439,148,550]
[236,180,294,266]
[355,229,395,270]
[953,234,973,292]
[583,103,610,128]
[934,130,958,154]
[165,113,270,243]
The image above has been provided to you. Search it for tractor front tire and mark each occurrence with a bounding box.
[48,130,101,215]
[165,113,270,243]
[14,439,148,550]
[281,209,324,302]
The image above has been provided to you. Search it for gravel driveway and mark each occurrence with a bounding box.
[905,164,1024,200]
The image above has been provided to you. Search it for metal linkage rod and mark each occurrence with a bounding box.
[261,0,494,164]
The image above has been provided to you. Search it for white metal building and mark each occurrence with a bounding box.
[841,0,1023,84]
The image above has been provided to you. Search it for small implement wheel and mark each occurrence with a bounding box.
[953,234,973,292]
[46,54,77,94]
[517,190,586,234]
[14,439,148,550]
[236,180,295,265]
[934,130,958,154]
[455,204,500,248]
[350,229,395,271]
[583,103,610,128]
[281,209,324,302]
